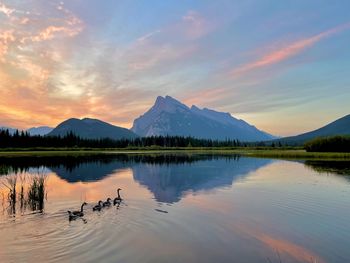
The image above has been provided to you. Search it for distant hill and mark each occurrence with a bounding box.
[278,114,350,145]
[1,126,53,136]
[48,118,138,140]
[131,96,276,141]
[27,126,53,136]
[0,127,17,135]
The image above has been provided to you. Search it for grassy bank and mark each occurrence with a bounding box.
[0,147,349,160]
[242,149,350,160]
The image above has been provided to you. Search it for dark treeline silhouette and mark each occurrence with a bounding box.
[0,153,241,176]
[304,136,350,152]
[0,129,248,148]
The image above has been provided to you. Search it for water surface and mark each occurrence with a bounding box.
[0,154,349,263]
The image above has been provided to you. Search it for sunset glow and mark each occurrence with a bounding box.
[1,1,349,136]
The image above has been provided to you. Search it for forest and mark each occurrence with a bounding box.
[304,136,350,152]
[0,129,248,148]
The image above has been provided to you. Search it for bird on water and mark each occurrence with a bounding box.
[68,202,87,220]
[103,198,112,207]
[114,188,123,205]
[93,200,103,211]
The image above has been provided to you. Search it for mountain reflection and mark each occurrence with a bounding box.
[0,154,272,203]
[132,157,272,203]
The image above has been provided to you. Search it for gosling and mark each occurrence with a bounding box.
[103,198,112,207]
[93,200,103,211]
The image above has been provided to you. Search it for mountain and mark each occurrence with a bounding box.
[131,95,276,141]
[48,118,138,140]
[279,114,350,145]
[27,126,53,136]
[0,127,17,135]
[1,126,53,136]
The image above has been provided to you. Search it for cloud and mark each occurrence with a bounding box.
[136,30,161,43]
[0,0,87,128]
[183,87,227,106]
[125,11,213,72]
[29,25,81,42]
[230,22,350,77]
[127,43,196,71]
[0,3,14,17]
[1,6,219,129]
[181,10,213,39]
[0,29,15,60]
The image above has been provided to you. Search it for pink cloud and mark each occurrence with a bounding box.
[183,87,227,106]
[181,10,213,39]
[127,10,214,72]
[230,22,350,77]
[0,30,15,61]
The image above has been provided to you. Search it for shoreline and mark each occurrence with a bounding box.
[0,148,349,160]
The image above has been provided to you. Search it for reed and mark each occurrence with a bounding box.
[27,173,47,211]
[1,173,17,215]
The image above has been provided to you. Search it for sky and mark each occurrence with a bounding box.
[0,0,349,136]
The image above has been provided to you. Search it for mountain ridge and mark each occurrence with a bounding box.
[131,95,276,141]
[48,118,138,140]
[0,126,53,136]
[278,114,350,145]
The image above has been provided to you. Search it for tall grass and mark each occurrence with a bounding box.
[1,171,48,215]
[1,173,17,214]
[27,173,47,211]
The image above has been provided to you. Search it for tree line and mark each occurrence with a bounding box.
[0,129,250,148]
[304,136,350,152]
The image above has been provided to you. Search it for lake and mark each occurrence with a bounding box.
[0,153,349,263]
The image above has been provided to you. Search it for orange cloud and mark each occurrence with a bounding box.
[230,22,350,77]
[0,30,15,59]
[183,87,227,106]
[30,25,81,42]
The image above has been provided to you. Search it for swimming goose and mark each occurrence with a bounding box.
[103,198,112,207]
[68,202,87,219]
[113,188,122,205]
[93,200,103,211]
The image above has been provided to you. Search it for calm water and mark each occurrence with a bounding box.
[0,154,350,263]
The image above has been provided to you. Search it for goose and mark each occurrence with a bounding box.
[113,188,123,205]
[103,198,112,207]
[92,200,103,211]
[68,202,87,219]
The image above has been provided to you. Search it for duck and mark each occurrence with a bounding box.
[103,198,112,207]
[68,202,87,219]
[92,200,103,211]
[113,188,123,205]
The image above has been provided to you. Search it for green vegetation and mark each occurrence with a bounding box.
[0,130,249,148]
[1,129,350,160]
[304,136,350,152]
[243,149,350,160]
[0,148,349,160]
